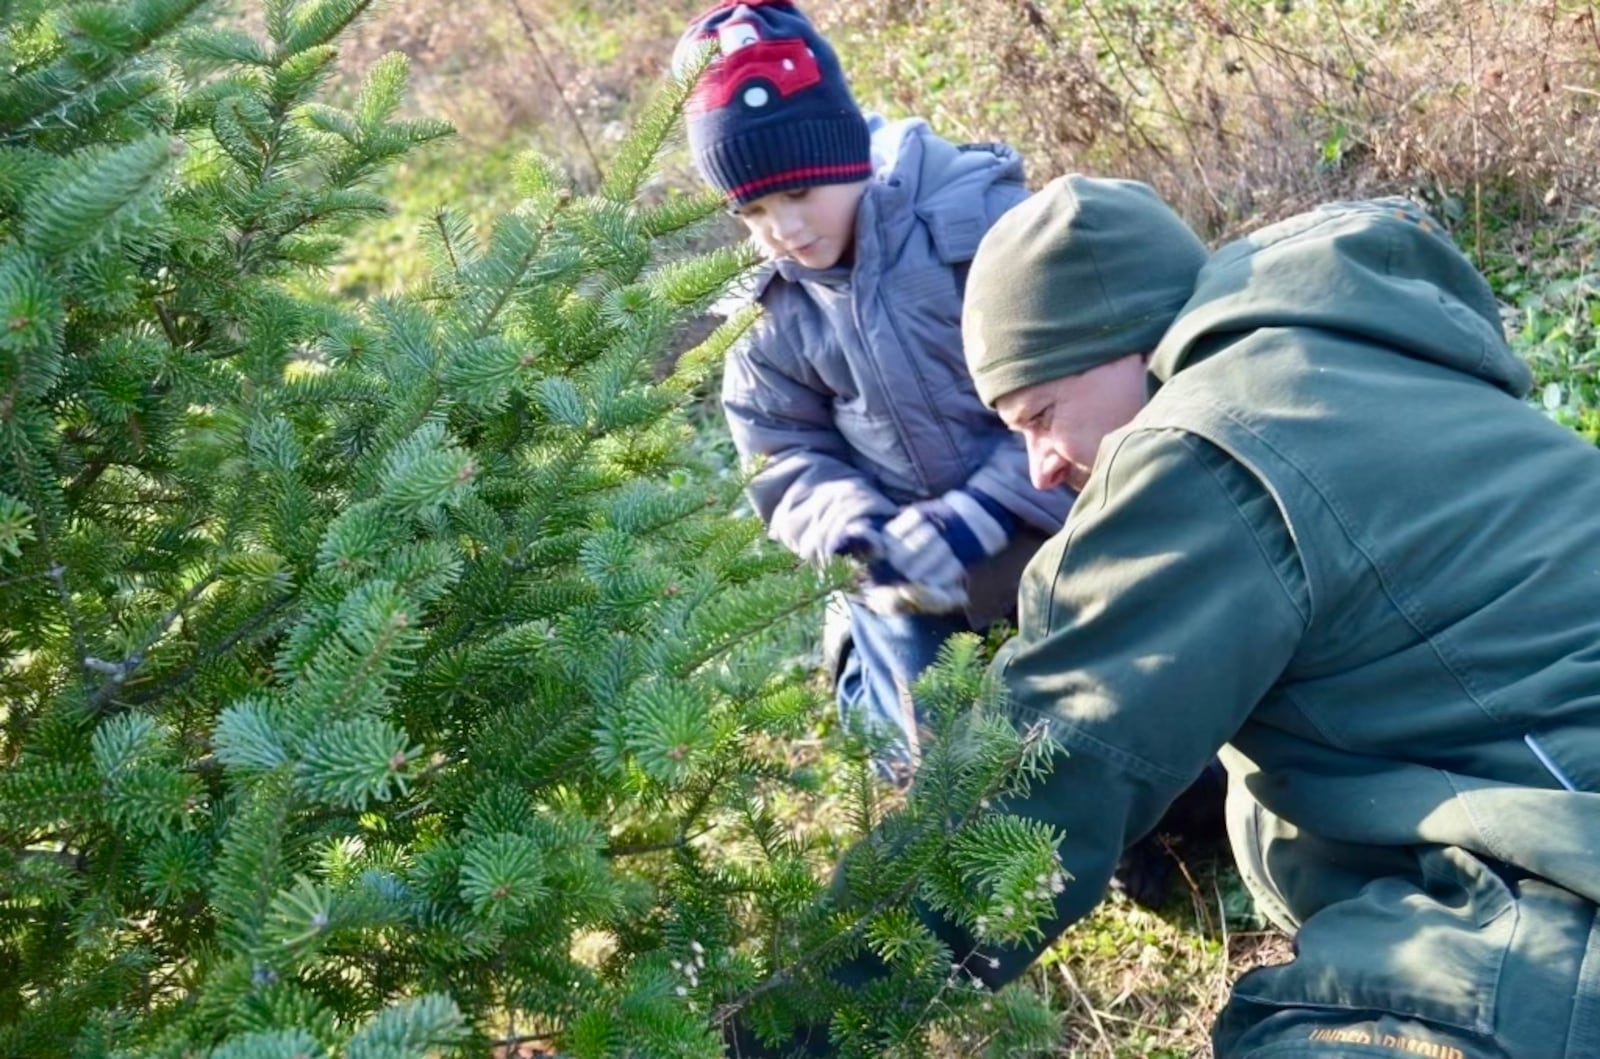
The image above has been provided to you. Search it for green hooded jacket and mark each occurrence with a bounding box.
[979,200,1600,1047]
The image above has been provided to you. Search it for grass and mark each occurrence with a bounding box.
[1482,209,1600,443]
[1028,860,1287,1059]
[324,140,527,299]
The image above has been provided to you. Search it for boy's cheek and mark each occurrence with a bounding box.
[744,226,787,260]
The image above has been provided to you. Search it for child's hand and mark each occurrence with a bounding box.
[829,515,888,561]
[830,514,967,613]
[880,487,1016,588]
[862,579,969,616]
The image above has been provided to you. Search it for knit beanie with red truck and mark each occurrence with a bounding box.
[673,1,871,207]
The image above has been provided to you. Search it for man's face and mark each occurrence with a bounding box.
[995,353,1150,493]
[735,181,866,269]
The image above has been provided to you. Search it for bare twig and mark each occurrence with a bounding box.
[489,1029,559,1056]
[1012,0,1059,45]
[122,595,295,706]
[1079,0,1145,101]
[504,0,604,187]
[154,298,180,348]
[1076,2,1179,172]
[1466,15,1484,267]
[1057,958,1115,1055]
[88,573,220,711]
[430,208,462,273]
[1212,872,1232,973]
[1159,833,1215,937]
[46,562,92,700]
[1117,4,1226,218]
[603,828,710,859]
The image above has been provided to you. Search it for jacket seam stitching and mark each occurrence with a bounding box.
[844,196,932,497]
[1178,432,1311,628]
[1443,771,1514,863]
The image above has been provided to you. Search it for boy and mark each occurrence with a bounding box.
[672,0,1073,779]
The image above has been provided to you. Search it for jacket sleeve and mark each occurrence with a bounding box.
[965,431,1074,535]
[721,326,898,564]
[955,427,1310,985]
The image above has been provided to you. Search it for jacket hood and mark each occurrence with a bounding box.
[867,116,1024,263]
[868,115,1025,208]
[1152,198,1530,397]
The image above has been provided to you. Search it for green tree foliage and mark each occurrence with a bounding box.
[0,2,1069,1056]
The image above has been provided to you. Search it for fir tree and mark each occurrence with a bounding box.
[0,3,1070,1057]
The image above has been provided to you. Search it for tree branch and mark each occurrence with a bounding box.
[46,562,92,701]
[604,825,715,860]
[489,1029,559,1055]
[709,721,1053,1026]
[88,573,220,711]
[121,595,295,707]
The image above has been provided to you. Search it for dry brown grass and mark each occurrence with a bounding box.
[1010,856,1290,1059]
[322,1,1600,247]
[819,0,1600,242]
[328,1,1599,248]
[333,0,704,188]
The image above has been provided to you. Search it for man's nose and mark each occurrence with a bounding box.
[1026,436,1059,492]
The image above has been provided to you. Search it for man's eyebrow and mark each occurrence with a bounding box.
[1004,398,1042,423]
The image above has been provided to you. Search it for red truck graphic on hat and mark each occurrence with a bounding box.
[692,9,822,113]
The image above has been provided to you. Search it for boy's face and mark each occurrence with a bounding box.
[735,181,867,270]
[995,353,1150,493]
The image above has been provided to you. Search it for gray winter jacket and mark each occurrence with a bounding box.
[721,117,1073,624]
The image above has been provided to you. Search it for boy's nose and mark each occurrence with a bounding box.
[771,207,805,238]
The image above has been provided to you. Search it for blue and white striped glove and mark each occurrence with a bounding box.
[828,515,890,563]
[880,487,1017,590]
[827,513,963,615]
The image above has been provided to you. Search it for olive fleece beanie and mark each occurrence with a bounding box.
[963,175,1208,407]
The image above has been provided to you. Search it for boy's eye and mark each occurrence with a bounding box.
[784,189,810,201]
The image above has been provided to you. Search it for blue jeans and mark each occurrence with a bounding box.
[834,596,976,780]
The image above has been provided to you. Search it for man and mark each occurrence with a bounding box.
[953,176,1600,1056]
